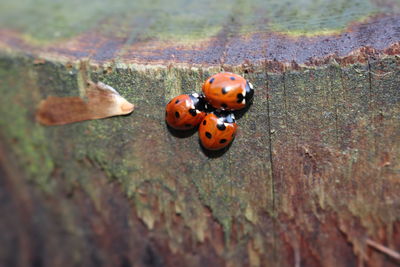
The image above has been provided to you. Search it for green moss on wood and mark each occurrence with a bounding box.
[0,56,54,192]
[0,52,399,265]
[0,0,393,43]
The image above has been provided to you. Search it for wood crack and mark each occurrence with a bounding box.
[265,61,277,264]
[282,72,289,127]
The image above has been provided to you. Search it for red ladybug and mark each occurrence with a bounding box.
[165,93,206,130]
[198,112,237,150]
[202,72,254,111]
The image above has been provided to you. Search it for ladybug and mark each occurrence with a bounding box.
[165,93,206,130]
[198,111,238,150]
[202,72,254,111]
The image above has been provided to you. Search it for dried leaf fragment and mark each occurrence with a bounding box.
[36,81,134,126]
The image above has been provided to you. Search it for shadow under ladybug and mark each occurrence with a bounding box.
[198,138,234,158]
[232,100,253,120]
[166,124,198,138]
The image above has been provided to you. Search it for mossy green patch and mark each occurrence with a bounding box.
[1,51,399,253]
[240,0,388,36]
[0,0,393,43]
[0,56,54,192]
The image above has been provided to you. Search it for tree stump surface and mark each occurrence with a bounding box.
[0,1,400,266]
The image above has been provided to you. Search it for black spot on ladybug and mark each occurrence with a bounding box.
[209,77,215,84]
[175,99,180,104]
[185,124,192,128]
[217,123,226,131]
[220,139,227,144]
[189,109,197,117]
[222,87,228,94]
[230,76,235,80]
[205,132,212,139]
[221,103,227,109]
[203,120,207,125]
[236,93,244,103]
[175,112,180,118]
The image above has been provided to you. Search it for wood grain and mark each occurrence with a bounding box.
[0,0,399,266]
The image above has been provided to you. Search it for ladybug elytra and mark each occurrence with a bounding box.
[165,93,206,130]
[202,72,254,111]
[198,111,237,150]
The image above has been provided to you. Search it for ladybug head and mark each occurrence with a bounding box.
[245,81,254,104]
[214,110,236,124]
[189,93,208,112]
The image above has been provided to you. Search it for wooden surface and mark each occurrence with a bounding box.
[0,0,400,266]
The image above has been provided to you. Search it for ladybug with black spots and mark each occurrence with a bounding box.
[165,93,206,130]
[202,72,254,111]
[198,111,237,150]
